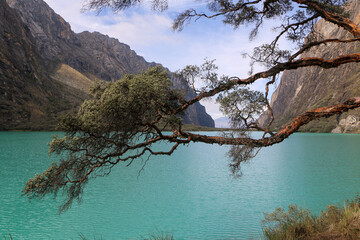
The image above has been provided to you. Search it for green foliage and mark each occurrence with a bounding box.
[263,196,360,239]
[173,0,293,32]
[177,60,267,176]
[85,0,345,46]
[217,87,266,129]
[227,142,261,177]
[64,66,181,134]
[250,44,292,70]
[215,85,266,177]
[22,66,182,211]
[176,59,221,92]
[263,204,316,239]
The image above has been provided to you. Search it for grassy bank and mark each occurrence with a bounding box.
[263,196,360,239]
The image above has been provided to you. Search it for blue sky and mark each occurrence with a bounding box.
[43,0,291,119]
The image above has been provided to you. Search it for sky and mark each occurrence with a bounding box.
[43,0,291,120]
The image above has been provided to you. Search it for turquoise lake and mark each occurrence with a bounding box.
[1,132,360,239]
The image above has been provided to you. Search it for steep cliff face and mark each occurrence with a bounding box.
[259,0,360,133]
[76,31,157,81]
[2,0,214,128]
[6,0,154,81]
[0,0,87,130]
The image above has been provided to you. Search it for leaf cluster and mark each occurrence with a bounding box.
[23,67,182,211]
[176,59,222,93]
[217,86,267,129]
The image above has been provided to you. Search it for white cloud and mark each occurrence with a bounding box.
[44,0,176,46]
[200,98,223,120]
[87,14,175,47]
[43,0,292,120]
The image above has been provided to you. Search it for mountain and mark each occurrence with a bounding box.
[258,0,360,133]
[1,0,214,130]
[0,0,89,130]
[214,117,230,128]
[5,0,154,81]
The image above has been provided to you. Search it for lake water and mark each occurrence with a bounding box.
[1,132,360,239]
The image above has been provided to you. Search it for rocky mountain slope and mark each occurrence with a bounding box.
[5,0,154,81]
[1,0,214,130]
[259,0,360,133]
[0,0,88,130]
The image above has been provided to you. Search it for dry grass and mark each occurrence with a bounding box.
[52,64,93,92]
[263,196,360,239]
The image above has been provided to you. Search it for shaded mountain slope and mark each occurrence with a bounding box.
[1,0,214,129]
[0,0,87,130]
[259,0,360,133]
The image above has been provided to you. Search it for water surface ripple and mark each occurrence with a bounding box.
[1,132,360,239]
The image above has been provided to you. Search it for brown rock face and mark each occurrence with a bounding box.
[0,0,88,130]
[259,0,360,133]
[1,0,214,129]
[6,0,153,81]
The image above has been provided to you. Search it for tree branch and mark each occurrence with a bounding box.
[293,0,360,37]
[290,37,360,61]
[172,53,360,115]
[175,97,360,147]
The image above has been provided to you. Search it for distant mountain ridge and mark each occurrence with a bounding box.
[0,0,214,129]
[258,0,360,133]
[215,117,230,128]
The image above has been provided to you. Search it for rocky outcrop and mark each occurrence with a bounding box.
[331,115,360,133]
[259,0,360,133]
[76,31,157,82]
[0,0,88,130]
[6,0,155,81]
[2,0,214,129]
